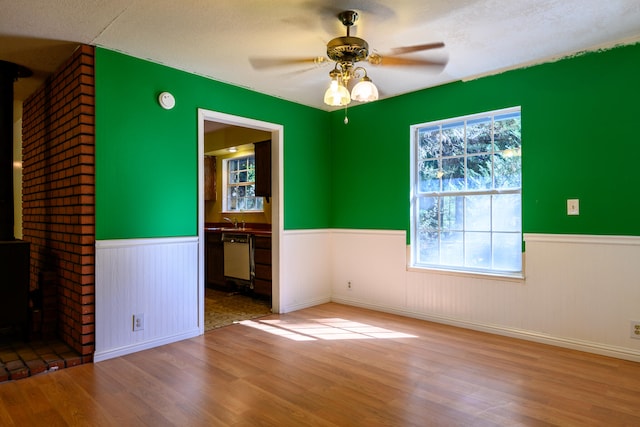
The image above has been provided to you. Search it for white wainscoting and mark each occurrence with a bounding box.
[279,230,332,313]
[94,237,200,362]
[93,230,640,362]
[330,230,640,362]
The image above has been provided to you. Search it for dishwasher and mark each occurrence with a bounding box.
[221,232,254,289]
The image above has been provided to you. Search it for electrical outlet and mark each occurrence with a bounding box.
[133,313,144,331]
[631,321,640,339]
[347,281,352,289]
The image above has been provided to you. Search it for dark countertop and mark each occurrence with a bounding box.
[205,222,272,236]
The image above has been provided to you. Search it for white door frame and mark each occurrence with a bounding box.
[197,109,283,333]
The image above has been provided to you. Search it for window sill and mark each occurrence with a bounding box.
[221,210,264,214]
[407,264,525,283]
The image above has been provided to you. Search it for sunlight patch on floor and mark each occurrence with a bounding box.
[237,320,316,341]
[239,317,417,341]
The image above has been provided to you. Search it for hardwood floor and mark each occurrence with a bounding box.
[1,302,639,426]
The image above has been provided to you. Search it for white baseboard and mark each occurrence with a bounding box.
[332,296,640,363]
[94,328,201,362]
[281,296,331,314]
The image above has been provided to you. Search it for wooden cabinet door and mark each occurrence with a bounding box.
[204,156,216,201]
[254,140,271,201]
[206,232,225,287]
[253,235,272,298]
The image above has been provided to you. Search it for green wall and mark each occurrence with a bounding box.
[329,42,640,238]
[95,48,331,239]
[95,43,640,241]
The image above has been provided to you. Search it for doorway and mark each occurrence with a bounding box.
[197,109,282,333]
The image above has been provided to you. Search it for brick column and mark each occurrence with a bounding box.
[21,45,95,361]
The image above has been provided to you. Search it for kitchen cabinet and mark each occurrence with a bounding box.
[205,231,225,288]
[204,155,216,201]
[254,140,271,201]
[253,235,272,298]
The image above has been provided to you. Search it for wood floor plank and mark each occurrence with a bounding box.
[30,370,118,426]
[0,382,45,426]
[1,302,640,426]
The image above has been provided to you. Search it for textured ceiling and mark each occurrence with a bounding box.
[2,0,640,110]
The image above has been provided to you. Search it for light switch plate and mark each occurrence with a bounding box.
[567,199,579,215]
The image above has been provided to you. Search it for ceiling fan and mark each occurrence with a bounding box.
[250,10,447,107]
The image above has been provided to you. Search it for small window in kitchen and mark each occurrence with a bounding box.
[410,107,522,277]
[223,155,264,212]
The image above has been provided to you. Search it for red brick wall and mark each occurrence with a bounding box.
[21,45,95,361]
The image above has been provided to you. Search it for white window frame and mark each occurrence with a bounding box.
[222,154,264,213]
[410,107,522,278]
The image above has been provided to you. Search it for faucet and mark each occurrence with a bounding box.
[223,217,238,229]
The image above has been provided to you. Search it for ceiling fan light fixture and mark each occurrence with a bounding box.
[351,75,379,103]
[324,77,351,106]
[250,10,447,109]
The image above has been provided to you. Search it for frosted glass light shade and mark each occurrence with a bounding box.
[351,78,379,103]
[324,79,351,106]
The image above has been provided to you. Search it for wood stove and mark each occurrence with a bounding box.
[0,60,32,338]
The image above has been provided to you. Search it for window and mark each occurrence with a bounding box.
[410,107,522,276]
[223,155,264,212]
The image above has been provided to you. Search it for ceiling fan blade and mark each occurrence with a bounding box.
[368,54,447,68]
[249,56,328,70]
[389,42,445,55]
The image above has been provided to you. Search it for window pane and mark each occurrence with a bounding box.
[248,164,255,182]
[246,197,256,209]
[494,152,521,189]
[465,195,491,231]
[417,231,439,264]
[467,117,492,154]
[418,160,440,192]
[418,197,439,232]
[466,154,492,190]
[230,172,239,184]
[239,171,247,183]
[441,231,463,266]
[441,196,463,231]
[492,232,522,271]
[418,126,441,159]
[494,113,521,151]
[442,122,465,156]
[238,158,247,170]
[465,231,491,269]
[228,159,237,172]
[492,194,521,232]
[442,157,464,191]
